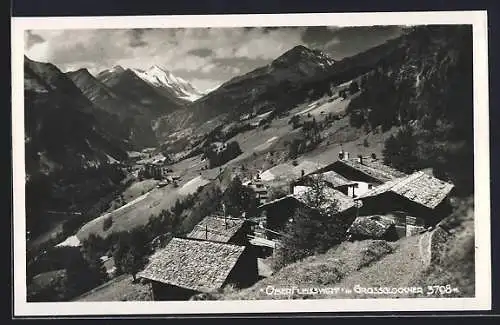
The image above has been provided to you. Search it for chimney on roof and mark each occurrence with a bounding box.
[357,155,363,164]
[338,145,344,160]
[205,224,208,239]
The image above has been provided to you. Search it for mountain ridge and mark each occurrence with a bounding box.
[96,66,187,114]
[66,68,159,148]
[187,45,338,124]
[131,65,204,102]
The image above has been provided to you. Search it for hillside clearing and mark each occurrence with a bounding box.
[178,175,211,195]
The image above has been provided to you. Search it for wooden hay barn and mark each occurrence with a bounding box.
[137,238,258,300]
[186,215,250,246]
[355,171,455,226]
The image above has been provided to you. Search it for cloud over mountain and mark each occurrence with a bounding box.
[25,26,402,92]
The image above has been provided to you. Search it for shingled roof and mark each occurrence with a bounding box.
[293,185,356,213]
[357,171,454,209]
[186,216,246,243]
[347,216,395,238]
[309,171,355,188]
[137,238,245,293]
[337,158,407,183]
[260,160,328,182]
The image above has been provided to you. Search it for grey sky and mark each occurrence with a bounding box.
[25,26,403,92]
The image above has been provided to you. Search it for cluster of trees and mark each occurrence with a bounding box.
[302,119,322,144]
[382,126,420,174]
[287,118,322,160]
[222,176,259,218]
[346,68,401,131]
[113,229,152,281]
[339,80,360,99]
[203,141,243,169]
[103,216,113,231]
[288,115,301,129]
[272,175,352,270]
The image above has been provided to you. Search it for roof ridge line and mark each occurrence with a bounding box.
[171,236,246,249]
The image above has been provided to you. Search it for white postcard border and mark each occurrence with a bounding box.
[11,10,491,316]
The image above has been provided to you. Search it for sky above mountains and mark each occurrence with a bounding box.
[25,26,403,92]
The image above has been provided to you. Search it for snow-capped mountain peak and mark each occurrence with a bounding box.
[131,65,203,102]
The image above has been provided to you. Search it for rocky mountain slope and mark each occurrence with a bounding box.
[24,56,129,238]
[66,68,158,148]
[188,45,338,123]
[96,65,187,115]
[24,57,128,175]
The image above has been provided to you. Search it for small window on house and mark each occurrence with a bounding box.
[368,184,373,189]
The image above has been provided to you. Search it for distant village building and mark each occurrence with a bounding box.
[137,238,258,301]
[355,170,455,227]
[245,175,269,205]
[139,157,173,180]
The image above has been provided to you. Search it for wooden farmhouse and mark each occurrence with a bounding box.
[355,170,455,227]
[257,185,357,240]
[306,153,408,198]
[137,237,258,300]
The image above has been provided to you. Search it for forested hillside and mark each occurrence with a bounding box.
[346,25,473,194]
